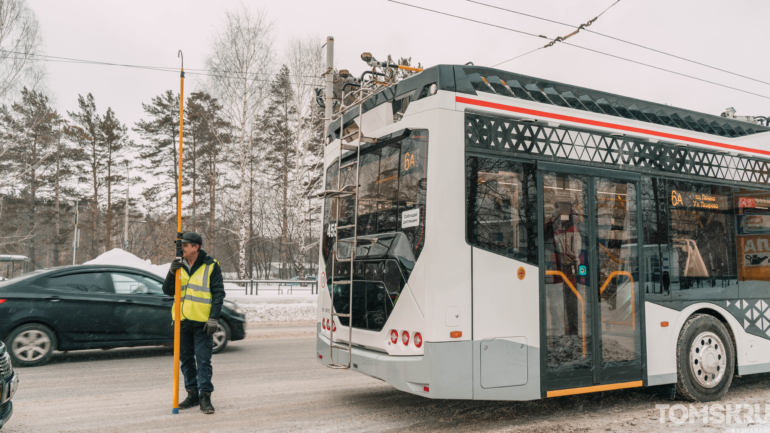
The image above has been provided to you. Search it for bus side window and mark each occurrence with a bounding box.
[733,186,770,299]
[466,155,538,265]
[666,180,738,300]
[641,177,671,299]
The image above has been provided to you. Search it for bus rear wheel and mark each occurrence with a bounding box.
[676,314,734,402]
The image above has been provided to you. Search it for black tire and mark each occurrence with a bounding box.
[212,319,230,354]
[7,323,57,367]
[676,314,734,402]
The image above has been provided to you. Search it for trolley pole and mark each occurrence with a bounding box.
[172,50,185,415]
[324,36,334,131]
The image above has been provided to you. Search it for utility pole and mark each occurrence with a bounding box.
[324,36,334,131]
[72,201,79,265]
[124,161,129,251]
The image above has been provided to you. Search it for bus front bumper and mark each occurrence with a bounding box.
[316,324,472,399]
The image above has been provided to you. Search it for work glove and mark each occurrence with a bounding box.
[203,318,219,336]
[169,258,184,274]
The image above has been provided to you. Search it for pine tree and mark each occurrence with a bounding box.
[134,90,182,215]
[0,87,61,268]
[185,92,230,251]
[263,65,296,279]
[66,93,104,259]
[100,107,131,249]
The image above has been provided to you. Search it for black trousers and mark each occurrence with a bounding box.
[180,320,214,394]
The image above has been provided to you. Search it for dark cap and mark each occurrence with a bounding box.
[181,232,203,247]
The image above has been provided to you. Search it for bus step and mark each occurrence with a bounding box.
[337,239,356,244]
[326,363,350,369]
[341,144,358,151]
[340,161,357,170]
[330,343,351,351]
[336,224,355,230]
[332,313,351,318]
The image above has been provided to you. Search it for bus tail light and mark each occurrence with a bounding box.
[414,332,423,348]
[390,329,398,344]
[402,331,410,346]
[332,321,337,332]
[0,299,5,305]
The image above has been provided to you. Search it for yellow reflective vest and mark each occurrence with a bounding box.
[172,259,219,322]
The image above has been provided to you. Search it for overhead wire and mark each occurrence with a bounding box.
[0,49,324,81]
[467,0,770,87]
[386,0,770,101]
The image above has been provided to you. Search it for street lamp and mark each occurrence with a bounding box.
[67,200,79,265]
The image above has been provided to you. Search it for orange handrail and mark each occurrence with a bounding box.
[599,271,636,330]
[546,270,586,357]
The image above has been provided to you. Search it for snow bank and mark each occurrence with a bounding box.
[85,249,240,291]
[84,248,170,277]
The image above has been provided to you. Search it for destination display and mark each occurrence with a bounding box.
[670,189,728,211]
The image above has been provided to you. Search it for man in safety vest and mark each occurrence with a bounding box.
[162,232,225,414]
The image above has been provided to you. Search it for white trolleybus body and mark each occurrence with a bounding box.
[316,63,770,402]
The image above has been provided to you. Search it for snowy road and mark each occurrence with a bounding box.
[4,325,770,432]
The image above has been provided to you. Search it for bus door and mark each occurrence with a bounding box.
[538,163,645,395]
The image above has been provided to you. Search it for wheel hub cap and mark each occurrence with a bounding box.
[12,330,51,362]
[213,325,226,349]
[690,331,726,388]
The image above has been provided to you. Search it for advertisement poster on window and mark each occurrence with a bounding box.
[737,214,770,236]
[737,234,770,288]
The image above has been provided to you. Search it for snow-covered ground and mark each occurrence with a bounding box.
[226,289,318,323]
[85,249,319,323]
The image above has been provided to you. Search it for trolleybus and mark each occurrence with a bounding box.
[316,58,770,402]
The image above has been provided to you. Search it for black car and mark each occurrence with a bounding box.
[0,265,246,367]
[0,341,18,429]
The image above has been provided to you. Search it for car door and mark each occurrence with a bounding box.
[109,272,173,342]
[36,271,117,345]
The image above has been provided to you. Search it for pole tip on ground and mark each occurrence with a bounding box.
[172,408,179,414]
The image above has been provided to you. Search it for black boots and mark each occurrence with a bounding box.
[200,392,215,414]
[178,389,214,414]
[179,389,199,409]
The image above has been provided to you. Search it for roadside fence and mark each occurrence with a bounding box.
[224,279,319,295]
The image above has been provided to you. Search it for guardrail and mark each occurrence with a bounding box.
[223,279,319,295]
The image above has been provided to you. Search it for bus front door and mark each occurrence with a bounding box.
[539,164,644,395]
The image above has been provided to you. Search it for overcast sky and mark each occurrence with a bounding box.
[32,0,770,147]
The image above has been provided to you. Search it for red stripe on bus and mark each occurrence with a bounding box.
[455,96,770,157]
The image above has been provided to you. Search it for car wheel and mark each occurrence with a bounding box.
[7,323,57,367]
[676,314,734,402]
[212,319,230,354]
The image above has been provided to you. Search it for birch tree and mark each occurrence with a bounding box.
[285,35,324,277]
[0,0,42,102]
[206,5,274,278]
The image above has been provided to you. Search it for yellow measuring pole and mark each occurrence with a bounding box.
[172,50,185,414]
